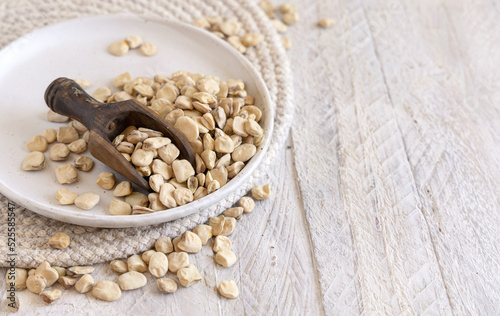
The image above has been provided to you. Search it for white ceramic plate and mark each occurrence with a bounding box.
[0,14,273,228]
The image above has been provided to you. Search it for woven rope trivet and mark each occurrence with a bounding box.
[0,0,293,268]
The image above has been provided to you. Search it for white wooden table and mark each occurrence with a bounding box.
[2,0,500,314]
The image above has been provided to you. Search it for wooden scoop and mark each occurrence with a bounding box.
[44,77,195,190]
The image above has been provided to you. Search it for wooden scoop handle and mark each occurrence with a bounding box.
[44,77,103,130]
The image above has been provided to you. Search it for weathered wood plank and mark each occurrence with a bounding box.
[367,0,500,314]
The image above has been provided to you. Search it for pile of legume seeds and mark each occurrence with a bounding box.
[6,186,271,310]
[22,70,266,214]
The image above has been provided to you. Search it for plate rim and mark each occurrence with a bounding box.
[0,13,274,228]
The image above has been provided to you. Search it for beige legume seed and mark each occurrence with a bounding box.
[125,192,149,207]
[92,280,122,301]
[149,252,169,278]
[272,19,288,33]
[252,184,271,200]
[219,19,241,36]
[155,237,174,254]
[109,41,129,56]
[318,18,335,28]
[113,91,133,102]
[149,192,166,211]
[177,231,202,253]
[74,156,94,171]
[26,273,46,294]
[218,280,239,299]
[93,86,112,102]
[127,130,149,144]
[215,134,235,154]
[172,236,182,252]
[57,126,79,143]
[215,249,237,267]
[282,37,292,49]
[74,78,91,88]
[96,172,116,190]
[58,276,78,288]
[200,149,216,170]
[113,181,133,197]
[27,135,48,152]
[110,260,128,274]
[35,262,59,287]
[125,35,143,49]
[66,266,95,276]
[52,267,66,278]
[159,183,177,208]
[55,164,78,184]
[157,278,178,294]
[174,116,199,142]
[227,36,246,53]
[193,17,211,29]
[69,120,88,135]
[210,166,228,186]
[149,174,164,193]
[232,144,257,162]
[140,42,158,56]
[68,139,87,154]
[258,0,275,18]
[74,192,100,210]
[197,78,220,95]
[141,250,156,264]
[116,141,135,154]
[232,116,248,137]
[5,268,27,290]
[143,137,171,151]
[47,109,69,123]
[193,186,208,200]
[157,143,180,165]
[131,149,155,167]
[134,84,154,98]
[192,224,212,245]
[283,11,299,25]
[173,187,194,206]
[40,289,62,304]
[118,271,147,290]
[220,217,237,236]
[132,205,155,215]
[239,196,255,213]
[174,95,193,110]
[75,274,94,294]
[245,119,264,137]
[112,72,133,89]
[127,255,147,273]
[206,15,223,26]
[109,199,132,215]
[223,207,244,219]
[49,232,71,249]
[151,159,173,180]
[209,215,225,236]
[213,235,232,253]
[190,138,204,155]
[206,179,220,194]
[49,143,69,161]
[241,34,263,47]
[215,154,231,169]
[167,252,189,273]
[42,129,57,144]
[177,264,202,287]
[172,159,195,183]
[227,161,245,178]
[55,189,78,205]
[22,151,46,171]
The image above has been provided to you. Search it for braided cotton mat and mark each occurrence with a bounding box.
[0,0,293,268]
